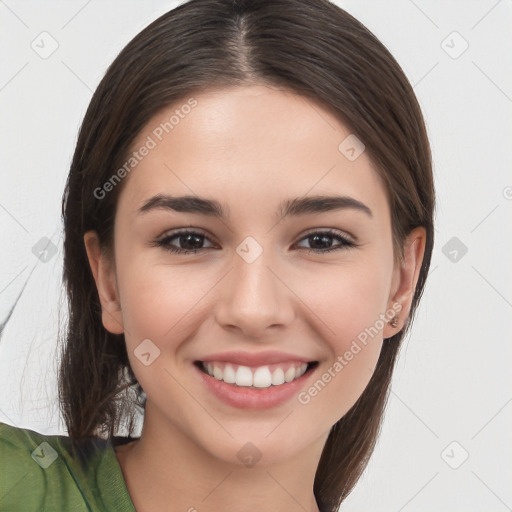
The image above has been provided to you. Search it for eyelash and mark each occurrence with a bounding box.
[153,228,356,255]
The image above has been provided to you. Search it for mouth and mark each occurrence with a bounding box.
[193,359,319,409]
[194,360,319,389]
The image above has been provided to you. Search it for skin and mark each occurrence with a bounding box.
[84,84,425,512]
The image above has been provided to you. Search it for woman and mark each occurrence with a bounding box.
[0,0,434,510]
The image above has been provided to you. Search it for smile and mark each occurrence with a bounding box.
[193,358,319,409]
[197,361,315,388]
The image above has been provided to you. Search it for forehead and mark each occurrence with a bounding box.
[117,85,389,220]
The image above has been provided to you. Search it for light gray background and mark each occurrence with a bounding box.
[1,1,511,510]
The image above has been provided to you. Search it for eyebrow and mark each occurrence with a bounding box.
[138,193,373,219]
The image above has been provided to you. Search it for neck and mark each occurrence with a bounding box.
[115,402,326,512]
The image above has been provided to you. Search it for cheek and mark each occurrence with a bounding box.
[115,263,212,409]
[306,253,392,343]
[296,258,391,422]
[117,260,211,344]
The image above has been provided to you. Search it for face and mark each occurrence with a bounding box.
[85,85,425,467]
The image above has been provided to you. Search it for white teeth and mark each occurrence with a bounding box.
[213,365,223,380]
[223,364,236,384]
[201,361,311,388]
[235,366,253,386]
[284,367,296,382]
[253,366,272,388]
[271,367,285,385]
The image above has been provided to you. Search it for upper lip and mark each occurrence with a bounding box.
[197,350,315,367]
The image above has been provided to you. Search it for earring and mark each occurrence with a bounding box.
[389,316,399,328]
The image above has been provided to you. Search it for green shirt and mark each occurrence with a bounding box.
[0,421,137,511]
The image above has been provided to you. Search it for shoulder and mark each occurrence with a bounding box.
[0,421,56,508]
[0,421,133,511]
[0,420,79,469]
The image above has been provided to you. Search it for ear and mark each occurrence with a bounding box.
[382,226,426,339]
[83,230,124,335]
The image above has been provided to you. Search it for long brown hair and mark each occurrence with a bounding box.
[58,1,435,510]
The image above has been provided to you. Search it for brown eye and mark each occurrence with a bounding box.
[155,230,215,254]
[153,228,356,256]
[295,230,356,254]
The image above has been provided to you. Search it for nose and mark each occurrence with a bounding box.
[214,249,295,339]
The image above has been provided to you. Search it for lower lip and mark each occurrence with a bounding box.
[194,363,316,409]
